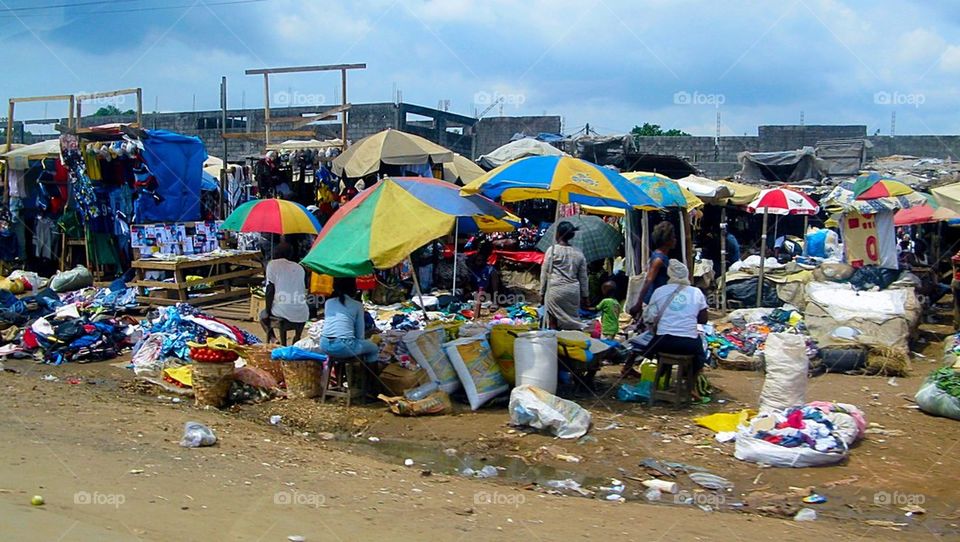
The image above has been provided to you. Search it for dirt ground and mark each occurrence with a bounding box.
[1,315,958,541]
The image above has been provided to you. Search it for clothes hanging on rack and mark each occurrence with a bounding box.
[34,216,58,260]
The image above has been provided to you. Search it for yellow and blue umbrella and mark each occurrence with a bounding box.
[302,177,515,277]
[623,171,703,209]
[460,155,660,210]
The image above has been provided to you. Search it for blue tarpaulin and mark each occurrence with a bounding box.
[136,130,207,222]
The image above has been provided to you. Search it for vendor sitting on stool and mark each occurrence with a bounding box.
[320,277,380,363]
[259,242,308,345]
[641,260,709,401]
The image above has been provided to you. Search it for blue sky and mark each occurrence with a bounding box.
[2,0,959,136]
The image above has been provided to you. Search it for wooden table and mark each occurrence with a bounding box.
[131,251,262,306]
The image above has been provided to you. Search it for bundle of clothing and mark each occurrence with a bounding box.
[488,303,539,326]
[136,303,260,361]
[23,314,137,365]
[734,402,866,467]
[707,308,818,362]
[746,402,865,454]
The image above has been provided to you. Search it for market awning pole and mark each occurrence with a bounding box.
[641,210,650,274]
[683,207,694,281]
[679,207,688,267]
[720,207,727,312]
[452,220,459,297]
[408,257,430,321]
[802,215,809,256]
[757,210,768,307]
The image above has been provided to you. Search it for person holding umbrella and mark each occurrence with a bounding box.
[540,221,589,330]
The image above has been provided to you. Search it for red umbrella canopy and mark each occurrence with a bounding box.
[746,188,820,216]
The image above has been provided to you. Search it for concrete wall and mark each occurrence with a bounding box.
[757,125,867,151]
[472,116,563,157]
[866,136,960,161]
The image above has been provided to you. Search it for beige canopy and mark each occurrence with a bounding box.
[331,129,454,178]
[442,153,485,185]
[932,182,960,215]
[2,139,60,169]
[718,179,762,206]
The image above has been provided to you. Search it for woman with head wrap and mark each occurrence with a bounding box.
[633,260,710,400]
[647,260,709,398]
[540,221,589,330]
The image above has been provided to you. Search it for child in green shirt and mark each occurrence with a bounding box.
[595,281,622,339]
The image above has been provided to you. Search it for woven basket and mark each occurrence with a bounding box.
[245,344,284,385]
[282,359,323,398]
[717,351,761,371]
[192,362,235,408]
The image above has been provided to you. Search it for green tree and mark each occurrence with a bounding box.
[93,105,135,116]
[630,123,690,137]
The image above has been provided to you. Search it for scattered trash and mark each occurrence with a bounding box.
[477,465,498,478]
[641,479,678,494]
[577,435,598,445]
[368,436,381,443]
[597,422,620,431]
[460,467,475,477]
[179,421,217,448]
[269,415,282,425]
[794,508,817,521]
[887,377,899,387]
[803,494,827,504]
[41,374,58,382]
[288,536,305,542]
[404,458,415,467]
[317,432,336,441]
[689,472,733,491]
[616,381,653,402]
[31,495,44,506]
[443,448,457,456]
[644,487,662,501]
[715,431,737,443]
[544,479,591,496]
[639,458,676,478]
[605,494,624,501]
[901,504,926,515]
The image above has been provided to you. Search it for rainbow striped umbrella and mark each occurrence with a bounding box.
[852,172,915,200]
[302,177,515,277]
[221,199,321,234]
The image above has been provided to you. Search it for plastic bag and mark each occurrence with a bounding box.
[734,431,848,468]
[759,333,808,412]
[404,328,461,394]
[50,265,93,293]
[443,336,508,410]
[179,421,217,448]
[915,373,960,421]
[616,381,653,402]
[132,334,166,377]
[509,384,592,439]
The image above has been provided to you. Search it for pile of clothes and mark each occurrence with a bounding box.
[135,303,260,361]
[707,308,818,363]
[745,402,865,454]
[0,279,142,364]
[488,303,539,326]
[734,402,867,467]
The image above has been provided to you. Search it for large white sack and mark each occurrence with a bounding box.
[509,384,591,439]
[443,335,508,410]
[759,333,808,412]
[404,328,461,394]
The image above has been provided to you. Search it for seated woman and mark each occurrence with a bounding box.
[642,260,709,400]
[320,277,379,363]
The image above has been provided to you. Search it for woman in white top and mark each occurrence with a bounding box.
[642,259,709,399]
[320,277,379,363]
